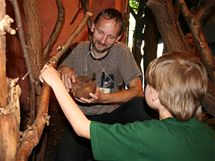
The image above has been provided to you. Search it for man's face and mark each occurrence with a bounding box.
[91,17,122,53]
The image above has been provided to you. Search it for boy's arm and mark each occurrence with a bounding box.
[40,65,91,139]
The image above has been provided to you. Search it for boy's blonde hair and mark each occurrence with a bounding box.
[145,52,208,121]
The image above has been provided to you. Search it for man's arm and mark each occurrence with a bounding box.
[80,77,144,104]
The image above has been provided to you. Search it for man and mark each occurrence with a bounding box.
[56,8,153,161]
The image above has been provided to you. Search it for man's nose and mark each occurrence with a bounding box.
[101,35,108,44]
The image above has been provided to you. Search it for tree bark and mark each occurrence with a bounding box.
[143,8,158,74]
[177,0,215,82]
[147,0,190,52]
[23,0,43,124]
[0,114,19,161]
[194,0,215,25]
[0,0,7,108]
[0,1,20,161]
[43,0,65,61]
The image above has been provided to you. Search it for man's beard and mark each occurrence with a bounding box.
[92,40,113,53]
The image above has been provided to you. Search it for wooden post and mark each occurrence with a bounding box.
[0,0,7,108]
[0,1,19,161]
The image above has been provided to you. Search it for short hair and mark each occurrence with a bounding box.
[94,8,125,36]
[145,51,208,121]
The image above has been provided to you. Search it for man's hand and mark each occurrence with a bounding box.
[77,87,104,104]
[58,66,76,91]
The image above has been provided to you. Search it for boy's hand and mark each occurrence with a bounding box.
[39,65,60,86]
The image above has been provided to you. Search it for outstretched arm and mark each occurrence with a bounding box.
[40,65,91,139]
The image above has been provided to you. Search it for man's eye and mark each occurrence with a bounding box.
[97,30,103,34]
[108,36,115,40]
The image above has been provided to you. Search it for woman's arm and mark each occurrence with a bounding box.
[40,65,91,139]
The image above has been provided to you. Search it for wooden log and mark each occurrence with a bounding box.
[0,0,8,108]
[0,0,19,160]
[0,78,21,161]
[0,114,19,161]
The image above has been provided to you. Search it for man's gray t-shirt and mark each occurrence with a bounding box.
[61,41,142,115]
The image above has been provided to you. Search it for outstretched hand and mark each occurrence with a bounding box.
[39,65,61,87]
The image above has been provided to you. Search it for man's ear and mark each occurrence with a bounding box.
[115,34,122,42]
[90,23,95,33]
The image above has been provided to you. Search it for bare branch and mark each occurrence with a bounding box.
[194,0,215,25]
[80,0,93,30]
[50,12,93,64]
[9,0,37,122]
[43,0,65,61]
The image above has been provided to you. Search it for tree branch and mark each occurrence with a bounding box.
[80,0,92,30]
[43,0,65,61]
[50,12,92,63]
[147,0,189,52]
[194,0,215,25]
[177,0,215,82]
[10,0,37,122]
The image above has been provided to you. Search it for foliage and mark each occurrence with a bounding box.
[129,0,139,14]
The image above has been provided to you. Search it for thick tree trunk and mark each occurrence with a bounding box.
[147,0,190,52]
[177,0,215,82]
[23,0,43,124]
[0,114,19,161]
[177,0,215,117]
[0,0,8,108]
[143,8,158,74]
[0,1,20,161]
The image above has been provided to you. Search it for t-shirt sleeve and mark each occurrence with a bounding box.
[117,44,142,85]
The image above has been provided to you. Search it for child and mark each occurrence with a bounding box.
[40,51,215,161]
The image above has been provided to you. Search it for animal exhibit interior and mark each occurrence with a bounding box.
[0,0,214,161]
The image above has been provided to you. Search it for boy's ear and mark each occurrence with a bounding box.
[151,88,159,101]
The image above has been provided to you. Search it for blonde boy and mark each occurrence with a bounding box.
[40,51,215,161]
